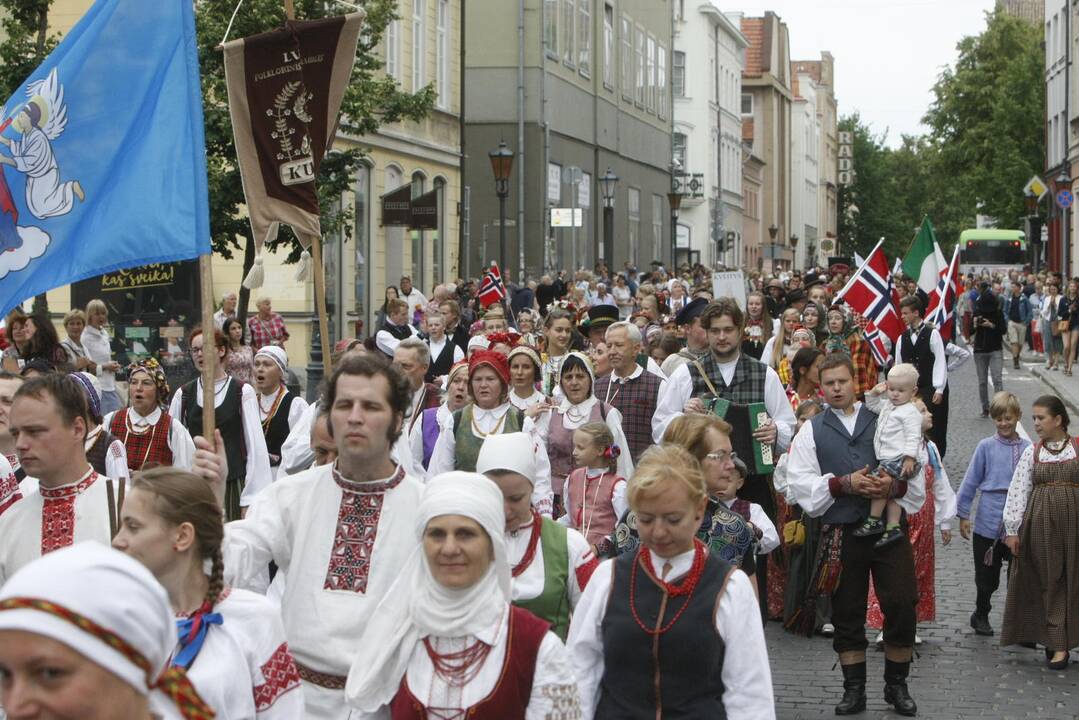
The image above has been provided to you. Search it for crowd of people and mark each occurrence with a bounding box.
[0,260,1074,719]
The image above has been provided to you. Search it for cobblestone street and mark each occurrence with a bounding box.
[766,353,1079,719]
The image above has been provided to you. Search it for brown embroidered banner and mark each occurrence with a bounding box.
[380,184,413,227]
[409,188,439,230]
[222,12,364,258]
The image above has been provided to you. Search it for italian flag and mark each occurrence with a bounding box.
[903,216,947,294]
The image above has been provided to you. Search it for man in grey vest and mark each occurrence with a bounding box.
[786,354,925,717]
[652,297,796,613]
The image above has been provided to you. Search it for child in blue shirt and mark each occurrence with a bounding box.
[956,391,1030,636]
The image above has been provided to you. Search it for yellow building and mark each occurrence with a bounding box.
[39,0,461,375]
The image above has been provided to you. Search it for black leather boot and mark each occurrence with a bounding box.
[883,659,918,716]
[835,662,867,715]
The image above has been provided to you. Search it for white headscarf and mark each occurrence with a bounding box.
[476,432,537,484]
[557,350,599,422]
[346,471,510,712]
[254,345,289,374]
[0,542,211,719]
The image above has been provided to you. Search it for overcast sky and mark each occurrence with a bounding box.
[725,0,1000,146]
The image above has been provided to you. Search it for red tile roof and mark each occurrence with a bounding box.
[741,18,764,77]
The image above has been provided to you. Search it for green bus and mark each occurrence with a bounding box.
[958,229,1026,277]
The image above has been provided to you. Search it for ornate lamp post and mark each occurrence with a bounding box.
[488,141,515,271]
[599,167,619,267]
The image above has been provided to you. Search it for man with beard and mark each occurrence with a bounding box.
[652,298,796,610]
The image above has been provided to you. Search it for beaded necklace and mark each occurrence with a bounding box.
[422,636,493,687]
[629,539,707,635]
[511,510,543,578]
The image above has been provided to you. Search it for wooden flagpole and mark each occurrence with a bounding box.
[199,253,217,440]
[282,0,333,376]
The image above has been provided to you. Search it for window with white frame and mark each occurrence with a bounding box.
[412,0,426,91]
[646,35,656,111]
[578,0,591,75]
[562,0,575,66]
[436,0,449,108]
[673,132,687,170]
[603,3,614,87]
[741,92,753,115]
[544,0,558,56]
[657,44,667,118]
[635,25,645,105]
[386,19,400,80]
[672,51,685,97]
[621,15,633,100]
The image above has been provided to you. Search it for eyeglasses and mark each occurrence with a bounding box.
[704,450,738,463]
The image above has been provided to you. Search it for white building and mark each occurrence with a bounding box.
[1046,0,1071,274]
[791,68,820,270]
[671,1,748,269]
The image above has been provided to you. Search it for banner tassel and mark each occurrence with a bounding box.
[294,249,312,282]
[242,253,265,290]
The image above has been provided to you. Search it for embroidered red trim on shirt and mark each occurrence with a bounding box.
[0,469,21,516]
[253,642,301,711]
[40,472,98,555]
[324,466,405,593]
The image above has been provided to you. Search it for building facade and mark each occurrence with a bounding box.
[671,3,747,270]
[790,68,819,271]
[1045,0,1071,275]
[740,12,793,271]
[793,53,838,268]
[999,0,1046,24]
[463,0,674,281]
[41,0,463,374]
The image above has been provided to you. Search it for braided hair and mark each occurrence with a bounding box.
[130,467,225,610]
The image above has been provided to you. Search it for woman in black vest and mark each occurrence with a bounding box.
[168,328,270,520]
[568,443,774,718]
[252,345,308,482]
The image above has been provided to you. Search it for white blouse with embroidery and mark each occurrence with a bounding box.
[1003,438,1076,536]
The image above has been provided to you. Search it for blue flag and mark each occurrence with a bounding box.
[0,0,209,317]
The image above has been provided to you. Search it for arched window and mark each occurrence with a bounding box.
[411,171,427,289]
[433,176,446,285]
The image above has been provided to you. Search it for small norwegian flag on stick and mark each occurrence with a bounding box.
[478,262,506,308]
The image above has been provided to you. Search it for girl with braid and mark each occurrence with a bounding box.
[113,467,304,718]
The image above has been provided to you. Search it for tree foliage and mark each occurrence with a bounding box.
[840,8,1044,265]
[0,0,56,100]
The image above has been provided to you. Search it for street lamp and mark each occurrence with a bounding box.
[768,223,779,272]
[488,140,515,271]
[668,191,683,270]
[599,167,619,268]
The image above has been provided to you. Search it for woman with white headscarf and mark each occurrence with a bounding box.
[252,345,308,482]
[477,433,599,641]
[345,471,581,719]
[0,541,214,719]
[530,352,633,509]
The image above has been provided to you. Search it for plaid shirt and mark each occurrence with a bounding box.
[248,313,289,349]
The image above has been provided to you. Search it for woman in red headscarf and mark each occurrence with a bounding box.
[428,350,555,516]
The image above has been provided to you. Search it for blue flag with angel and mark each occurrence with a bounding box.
[0,0,209,317]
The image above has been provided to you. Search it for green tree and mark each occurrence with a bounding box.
[195,0,435,320]
[0,0,56,314]
[922,8,1045,238]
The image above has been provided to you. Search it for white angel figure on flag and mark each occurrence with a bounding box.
[0,68,84,220]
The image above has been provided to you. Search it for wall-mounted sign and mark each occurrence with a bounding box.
[380,184,413,226]
[409,189,439,230]
[100,264,176,292]
[838,130,854,186]
[551,208,583,227]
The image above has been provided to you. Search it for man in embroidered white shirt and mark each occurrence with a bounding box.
[214,354,425,719]
[0,374,124,583]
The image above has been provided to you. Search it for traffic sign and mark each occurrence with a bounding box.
[1025,175,1049,200]
[1056,189,1073,209]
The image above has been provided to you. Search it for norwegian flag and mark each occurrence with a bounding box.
[478,262,506,308]
[925,244,960,342]
[836,240,904,360]
[862,321,893,368]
